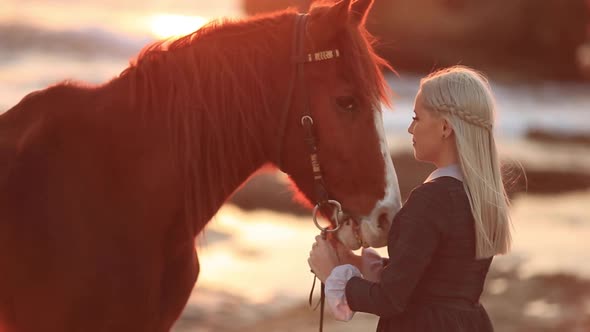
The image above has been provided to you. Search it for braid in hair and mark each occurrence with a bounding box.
[436,104,492,131]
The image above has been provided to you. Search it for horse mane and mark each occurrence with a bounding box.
[112,5,393,232]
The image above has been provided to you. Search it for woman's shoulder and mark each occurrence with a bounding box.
[404,177,464,217]
[394,178,458,234]
[410,176,463,200]
[399,178,464,232]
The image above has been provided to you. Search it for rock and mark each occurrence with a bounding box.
[507,167,590,195]
[228,170,311,216]
[242,0,590,81]
[229,149,590,216]
[243,0,310,14]
[525,128,590,146]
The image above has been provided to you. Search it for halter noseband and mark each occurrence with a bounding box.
[276,13,345,234]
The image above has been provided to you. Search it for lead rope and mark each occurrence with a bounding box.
[309,230,342,332]
[308,230,327,332]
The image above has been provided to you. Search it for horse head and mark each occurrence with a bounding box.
[277,0,402,249]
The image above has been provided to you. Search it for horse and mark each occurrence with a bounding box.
[0,0,401,330]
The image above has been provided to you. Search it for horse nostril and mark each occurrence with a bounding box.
[378,213,390,229]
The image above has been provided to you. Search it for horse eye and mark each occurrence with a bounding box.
[335,96,358,112]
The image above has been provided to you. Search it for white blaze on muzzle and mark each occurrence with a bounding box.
[337,108,402,249]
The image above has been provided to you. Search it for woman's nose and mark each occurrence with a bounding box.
[407,121,414,134]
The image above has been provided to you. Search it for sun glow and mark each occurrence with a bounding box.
[150,14,209,39]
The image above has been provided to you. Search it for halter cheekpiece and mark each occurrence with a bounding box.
[276,13,346,234]
[275,13,348,332]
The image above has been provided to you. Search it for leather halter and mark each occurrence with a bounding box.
[276,13,345,233]
[275,13,344,332]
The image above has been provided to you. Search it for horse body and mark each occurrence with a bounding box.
[0,66,276,331]
[0,22,294,332]
[0,0,401,330]
[0,83,193,331]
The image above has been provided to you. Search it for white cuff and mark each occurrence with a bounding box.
[325,264,361,321]
[360,248,384,283]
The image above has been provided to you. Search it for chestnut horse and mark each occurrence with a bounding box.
[0,0,401,331]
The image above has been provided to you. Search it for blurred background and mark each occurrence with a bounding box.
[1,0,589,331]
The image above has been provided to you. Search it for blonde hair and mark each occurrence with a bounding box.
[419,65,512,259]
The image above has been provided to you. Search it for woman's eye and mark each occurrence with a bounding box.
[335,96,358,112]
[412,116,418,121]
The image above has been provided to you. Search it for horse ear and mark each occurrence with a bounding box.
[307,0,351,45]
[349,0,374,26]
[322,0,352,26]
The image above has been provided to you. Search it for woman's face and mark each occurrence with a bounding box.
[407,90,446,164]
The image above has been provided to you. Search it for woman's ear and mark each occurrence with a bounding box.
[442,119,454,139]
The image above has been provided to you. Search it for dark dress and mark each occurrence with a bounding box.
[345,177,494,332]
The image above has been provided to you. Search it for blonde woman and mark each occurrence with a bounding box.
[309,65,511,332]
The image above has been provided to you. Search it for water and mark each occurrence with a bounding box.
[0,0,242,110]
[1,0,589,140]
[384,74,590,139]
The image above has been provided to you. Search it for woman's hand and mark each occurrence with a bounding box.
[308,235,342,283]
[334,240,361,268]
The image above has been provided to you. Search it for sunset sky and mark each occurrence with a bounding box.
[0,0,243,38]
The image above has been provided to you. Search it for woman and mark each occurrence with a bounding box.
[308,65,512,331]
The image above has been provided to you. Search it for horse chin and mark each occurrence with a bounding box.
[360,220,390,248]
[335,221,363,251]
[335,215,391,249]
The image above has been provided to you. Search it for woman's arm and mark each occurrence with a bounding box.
[345,183,446,318]
[323,247,386,321]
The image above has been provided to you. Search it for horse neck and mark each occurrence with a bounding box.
[110,15,294,234]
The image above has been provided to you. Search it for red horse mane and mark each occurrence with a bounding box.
[113,5,393,229]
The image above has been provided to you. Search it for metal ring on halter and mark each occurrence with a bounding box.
[301,115,314,126]
[312,200,343,233]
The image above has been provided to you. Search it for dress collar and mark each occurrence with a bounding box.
[424,164,464,183]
